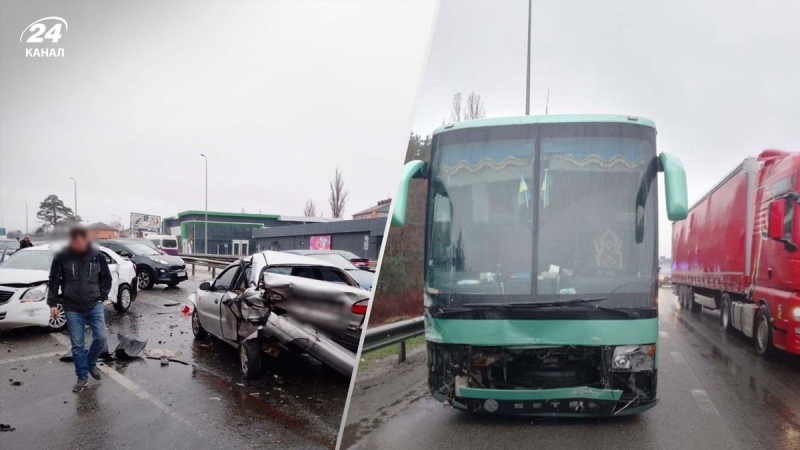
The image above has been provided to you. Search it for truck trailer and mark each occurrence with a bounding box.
[672,149,800,356]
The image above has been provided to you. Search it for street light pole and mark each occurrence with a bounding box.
[525,0,532,116]
[200,154,208,254]
[69,177,78,220]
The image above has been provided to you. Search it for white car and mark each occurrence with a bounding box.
[0,243,138,332]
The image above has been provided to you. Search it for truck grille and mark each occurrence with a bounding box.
[0,290,13,305]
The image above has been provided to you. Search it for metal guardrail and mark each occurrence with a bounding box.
[180,254,238,277]
[362,316,424,362]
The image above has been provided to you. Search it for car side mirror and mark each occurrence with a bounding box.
[391,160,425,227]
[199,281,211,291]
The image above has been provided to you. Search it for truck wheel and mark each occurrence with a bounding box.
[114,285,132,312]
[240,340,263,379]
[755,305,776,357]
[720,294,733,333]
[191,309,208,339]
[689,288,702,313]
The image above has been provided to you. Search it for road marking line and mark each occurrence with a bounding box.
[50,333,204,438]
[0,351,63,365]
[659,331,670,338]
[670,351,686,363]
[691,389,720,414]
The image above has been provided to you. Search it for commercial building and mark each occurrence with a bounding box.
[252,217,386,261]
[161,210,329,255]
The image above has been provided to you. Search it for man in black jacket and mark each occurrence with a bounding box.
[47,226,112,392]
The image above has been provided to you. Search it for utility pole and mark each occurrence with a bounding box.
[200,154,208,254]
[545,88,550,115]
[70,177,78,219]
[525,0,532,115]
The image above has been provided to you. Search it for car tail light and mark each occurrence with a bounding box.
[351,299,369,315]
[133,263,137,272]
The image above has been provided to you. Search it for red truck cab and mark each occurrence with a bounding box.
[672,149,800,356]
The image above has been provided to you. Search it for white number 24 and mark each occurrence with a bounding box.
[26,23,63,43]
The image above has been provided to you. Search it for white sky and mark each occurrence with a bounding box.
[412,0,800,256]
[0,0,437,231]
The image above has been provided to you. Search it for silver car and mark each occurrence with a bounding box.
[190,251,370,378]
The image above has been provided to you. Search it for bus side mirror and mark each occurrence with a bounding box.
[391,160,425,227]
[659,153,689,221]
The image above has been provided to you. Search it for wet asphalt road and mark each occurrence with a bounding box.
[342,288,800,450]
[0,270,349,449]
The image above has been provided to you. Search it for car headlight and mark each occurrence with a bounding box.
[21,284,48,303]
[612,344,655,372]
[151,257,169,265]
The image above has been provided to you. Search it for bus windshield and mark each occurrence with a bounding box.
[425,122,658,309]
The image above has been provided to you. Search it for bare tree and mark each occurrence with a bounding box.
[449,92,463,123]
[465,90,487,120]
[328,168,349,218]
[303,199,318,217]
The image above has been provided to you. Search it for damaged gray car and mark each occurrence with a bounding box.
[190,251,370,378]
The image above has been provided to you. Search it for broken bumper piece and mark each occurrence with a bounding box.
[439,387,658,417]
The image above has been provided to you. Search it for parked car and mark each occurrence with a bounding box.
[146,235,180,256]
[325,249,372,270]
[0,243,138,332]
[97,239,187,290]
[190,251,370,378]
[285,250,374,290]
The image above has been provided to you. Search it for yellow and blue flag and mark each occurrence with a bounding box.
[518,173,530,208]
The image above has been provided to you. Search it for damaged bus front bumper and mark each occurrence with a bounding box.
[427,341,658,417]
[437,386,658,417]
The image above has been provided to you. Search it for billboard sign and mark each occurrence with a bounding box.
[309,235,331,250]
[130,213,161,233]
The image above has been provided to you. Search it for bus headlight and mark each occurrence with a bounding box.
[21,285,48,303]
[612,345,655,372]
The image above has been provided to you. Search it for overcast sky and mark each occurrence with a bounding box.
[0,0,437,231]
[412,0,800,256]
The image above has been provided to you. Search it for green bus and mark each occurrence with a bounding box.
[392,114,688,417]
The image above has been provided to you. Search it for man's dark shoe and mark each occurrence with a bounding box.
[88,367,102,381]
[72,378,88,393]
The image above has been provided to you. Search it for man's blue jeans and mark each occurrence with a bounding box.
[65,302,107,379]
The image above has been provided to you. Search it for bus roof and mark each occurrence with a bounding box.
[432,114,656,136]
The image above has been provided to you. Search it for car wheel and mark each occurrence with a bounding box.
[720,294,733,333]
[191,309,208,339]
[240,339,263,379]
[47,304,67,332]
[114,285,133,312]
[137,268,155,290]
[755,305,776,357]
